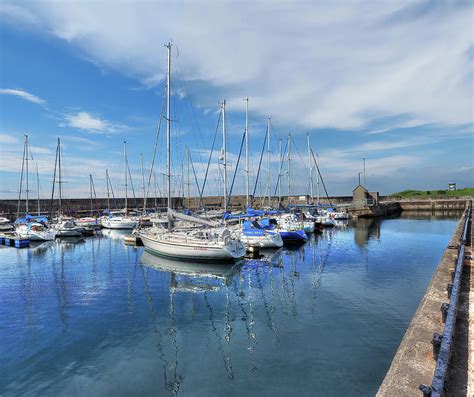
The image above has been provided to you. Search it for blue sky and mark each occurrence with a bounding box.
[0,1,472,200]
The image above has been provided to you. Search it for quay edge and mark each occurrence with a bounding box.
[377,200,472,396]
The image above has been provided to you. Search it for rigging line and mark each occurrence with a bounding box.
[126,156,138,209]
[108,172,119,210]
[187,151,202,202]
[152,171,163,202]
[227,130,246,209]
[173,52,207,168]
[273,138,289,197]
[291,135,310,175]
[199,110,222,207]
[17,137,27,218]
[144,82,167,212]
[49,139,59,219]
[251,129,268,206]
[310,148,332,207]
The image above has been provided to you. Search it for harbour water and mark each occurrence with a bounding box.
[0,214,460,396]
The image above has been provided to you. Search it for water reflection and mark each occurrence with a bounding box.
[0,214,461,396]
[352,218,381,247]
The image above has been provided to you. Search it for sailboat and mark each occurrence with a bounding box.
[101,141,139,229]
[140,43,245,262]
[47,138,83,237]
[14,134,56,241]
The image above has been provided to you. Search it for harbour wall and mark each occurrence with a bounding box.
[377,202,472,396]
[0,195,471,219]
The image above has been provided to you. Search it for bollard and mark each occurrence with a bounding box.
[440,303,449,323]
[419,384,432,396]
[447,283,453,298]
[432,333,443,360]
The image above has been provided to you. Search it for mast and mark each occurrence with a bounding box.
[222,99,227,213]
[123,140,128,213]
[106,169,111,209]
[307,132,313,203]
[278,138,282,206]
[186,145,190,208]
[287,134,291,204]
[140,153,146,213]
[166,42,172,213]
[36,162,41,216]
[316,154,320,205]
[58,137,62,215]
[50,139,59,219]
[245,98,249,208]
[25,134,29,213]
[267,117,271,207]
[89,174,93,216]
[17,135,27,218]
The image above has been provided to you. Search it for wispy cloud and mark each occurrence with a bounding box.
[2,1,471,131]
[60,111,127,134]
[0,88,46,105]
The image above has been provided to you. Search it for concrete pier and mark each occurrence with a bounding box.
[377,202,472,396]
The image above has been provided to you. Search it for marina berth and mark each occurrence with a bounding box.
[101,214,139,229]
[0,217,13,232]
[15,221,56,241]
[53,219,83,237]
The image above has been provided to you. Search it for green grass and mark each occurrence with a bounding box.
[391,188,474,198]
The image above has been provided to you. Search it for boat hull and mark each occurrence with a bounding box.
[240,232,283,248]
[279,230,308,243]
[101,219,139,229]
[140,234,244,262]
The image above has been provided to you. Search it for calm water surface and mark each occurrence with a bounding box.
[0,214,460,396]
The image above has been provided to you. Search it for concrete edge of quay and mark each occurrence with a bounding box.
[377,201,472,396]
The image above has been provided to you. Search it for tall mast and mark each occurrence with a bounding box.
[25,134,29,213]
[278,138,282,206]
[287,133,291,204]
[58,137,62,215]
[166,42,172,212]
[123,140,128,213]
[222,99,227,213]
[36,162,40,215]
[267,117,271,207]
[50,139,59,219]
[106,169,111,209]
[17,134,27,218]
[245,98,249,208]
[89,174,93,216]
[140,153,146,213]
[186,145,190,208]
[307,132,314,203]
[316,154,320,205]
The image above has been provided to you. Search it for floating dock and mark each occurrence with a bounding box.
[0,234,30,248]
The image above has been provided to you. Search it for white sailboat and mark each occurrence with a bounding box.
[101,141,139,230]
[14,134,57,241]
[140,43,245,262]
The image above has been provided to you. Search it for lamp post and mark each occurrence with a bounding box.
[363,157,366,186]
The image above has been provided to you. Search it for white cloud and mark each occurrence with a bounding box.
[2,1,471,131]
[0,88,46,105]
[61,111,126,134]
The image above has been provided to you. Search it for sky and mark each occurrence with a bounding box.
[0,0,473,201]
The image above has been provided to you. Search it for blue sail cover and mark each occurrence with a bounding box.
[15,214,49,224]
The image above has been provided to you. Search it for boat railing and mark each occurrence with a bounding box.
[419,199,471,396]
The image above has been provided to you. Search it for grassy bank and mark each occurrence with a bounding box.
[391,188,474,198]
